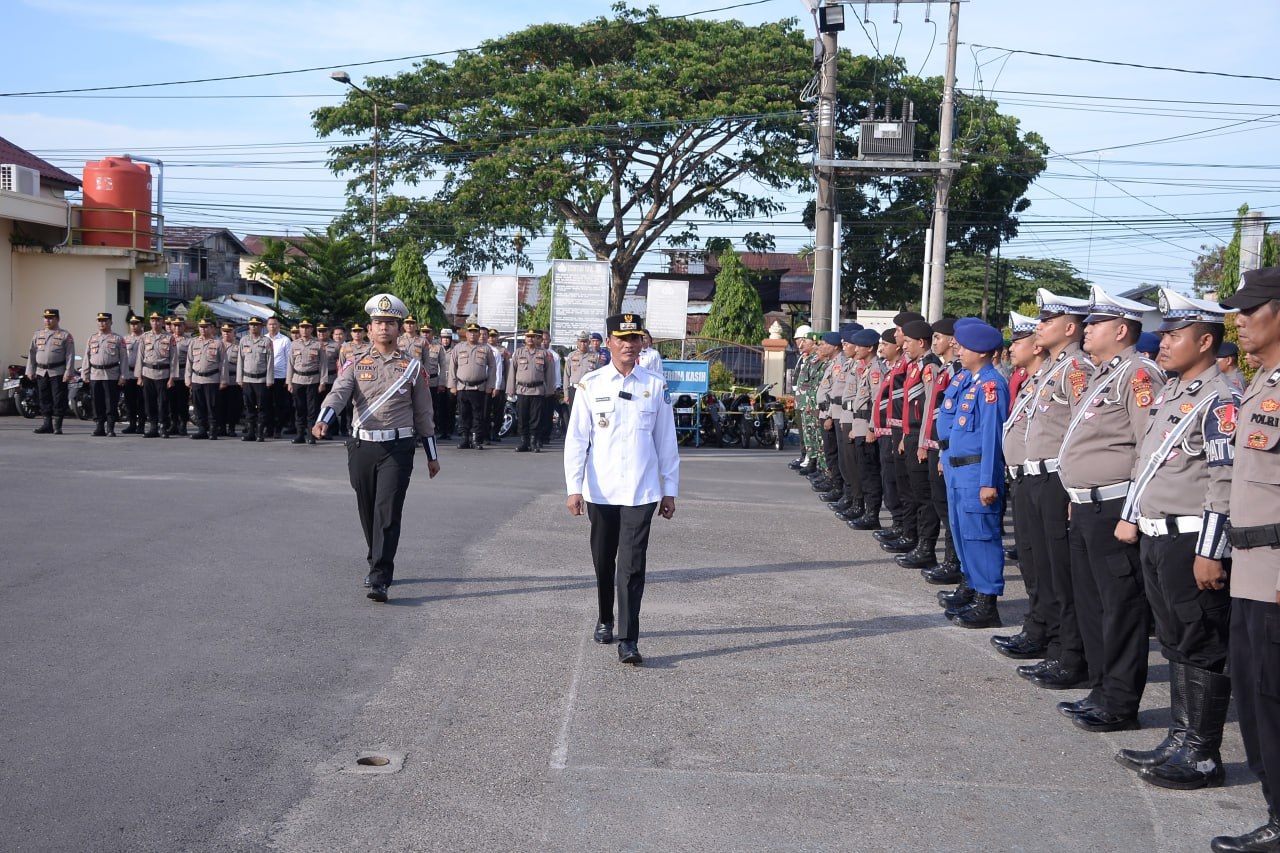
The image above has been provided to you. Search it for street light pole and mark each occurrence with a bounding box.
[330,71,407,257]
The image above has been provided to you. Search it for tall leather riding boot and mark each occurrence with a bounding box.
[1141,665,1230,789]
[34,416,54,434]
[1117,660,1189,771]
[53,416,64,435]
[952,593,1002,628]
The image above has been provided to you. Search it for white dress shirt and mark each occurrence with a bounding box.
[268,332,291,380]
[564,363,679,506]
[638,347,663,375]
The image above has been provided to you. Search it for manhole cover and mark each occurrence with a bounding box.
[342,750,405,775]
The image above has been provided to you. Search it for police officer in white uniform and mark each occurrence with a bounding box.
[564,312,680,665]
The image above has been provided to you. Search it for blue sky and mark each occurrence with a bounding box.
[5,0,1279,297]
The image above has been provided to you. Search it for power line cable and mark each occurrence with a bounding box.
[965,44,1280,84]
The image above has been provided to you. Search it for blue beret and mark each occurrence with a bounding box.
[954,321,1003,353]
[852,329,880,347]
[1136,332,1161,357]
[953,317,981,328]
[1216,340,1238,359]
[821,331,842,346]
[840,327,859,344]
[839,322,864,334]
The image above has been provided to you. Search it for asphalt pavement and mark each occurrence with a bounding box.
[0,416,1265,852]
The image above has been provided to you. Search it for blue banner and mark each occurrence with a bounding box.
[663,360,710,394]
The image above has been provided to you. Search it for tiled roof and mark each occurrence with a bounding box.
[164,226,251,253]
[241,234,307,258]
[0,136,81,189]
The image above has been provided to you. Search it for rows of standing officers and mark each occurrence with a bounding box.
[24,309,651,452]
[789,269,1280,853]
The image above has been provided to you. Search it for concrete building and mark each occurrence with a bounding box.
[1,137,162,370]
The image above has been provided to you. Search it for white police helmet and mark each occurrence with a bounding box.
[365,293,408,321]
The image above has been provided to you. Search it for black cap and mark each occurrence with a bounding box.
[880,328,897,344]
[1217,340,1239,359]
[902,320,933,342]
[96,312,112,321]
[605,313,645,338]
[1222,266,1280,311]
[931,317,956,336]
[893,310,926,328]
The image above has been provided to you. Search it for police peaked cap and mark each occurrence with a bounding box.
[1159,287,1232,332]
[1085,285,1155,325]
[1008,310,1037,340]
[1036,287,1090,320]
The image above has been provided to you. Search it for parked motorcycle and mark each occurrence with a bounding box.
[4,364,38,419]
[729,383,788,450]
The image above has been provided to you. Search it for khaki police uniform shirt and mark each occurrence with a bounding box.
[829,353,851,425]
[27,327,75,380]
[237,335,274,385]
[174,336,192,380]
[815,356,837,421]
[421,342,445,387]
[848,357,874,436]
[321,340,341,380]
[447,341,496,392]
[82,332,132,381]
[1002,358,1044,469]
[1124,366,1236,546]
[135,331,177,380]
[338,341,366,372]
[1228,363,1280,602]
[320,348,436,436]
[123,332,143,377]
[566,350,602,386]
[509,345,551,395]
[1058,347,1163,490]
[186,337,228,385]
[1023,342,1094,464]
[287,339,329,386]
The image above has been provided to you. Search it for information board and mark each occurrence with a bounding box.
[475,274,519,333]
[550,260,610,347]
[662,360,710,394]
[645,279,689,340]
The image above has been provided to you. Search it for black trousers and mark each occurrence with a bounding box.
[928,447,951,555]
[90,379,120,424]
[437,387,456,437]
[191,383,219,435]
[268,380,291,433]
[1230,598,1280,818]
[821,420,842,492]
[858,435,882,514]
[516,394,543,447]
[837,423,861,502]
[1140,531,1231,671]
[587,501,659,643]
[891,430,916,538]
[904,432,939,547]
[1012,474,1057,647]
[36,374,68,417]
[142,378,169,430]
[456,389,486,439]
[217,384,242,432]
[242,383,267,434]
[292,384,320,433]
[487,392,504,439]
[1069,497,1149,716]
[876,435,900,525]
[121,378,141,427]
[347,436,415,585]
[167,380,189,431]
[539,393,557,442]
[1023,471,1084,671]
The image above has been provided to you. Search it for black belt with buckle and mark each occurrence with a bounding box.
[243,371,266,379]
[145,362,170,370]
[293,369,318,376]
[38,361,66,371]
[194,368,220,377]
[1228,523,1280,550]
[949,454,982,467]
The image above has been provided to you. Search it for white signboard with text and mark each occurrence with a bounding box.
[475,274,519,333]
[645,279,689,340]
[550,260,610,347]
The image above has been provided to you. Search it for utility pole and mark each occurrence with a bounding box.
[925,0,961,322]
[811,18,839,332]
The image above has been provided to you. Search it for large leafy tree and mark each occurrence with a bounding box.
[279,227,385,327]
[314,5,822,313]
[941,254,1089,322]
[390,245,447,329]
[702,246,766,344]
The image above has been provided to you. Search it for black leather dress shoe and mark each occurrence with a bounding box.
[921,563,963,585]
[880,537,917,554]
[991,632,1049,660]
[1058,696,1101,718]
[1071,708,1139,733]
[363,574,372,588]
[1017,659,1055,681]
[366,584,388,603]
[1032,663,1088,690]
[1210,817,1280,852]
[617,641,642,664]
[593,622,614,644]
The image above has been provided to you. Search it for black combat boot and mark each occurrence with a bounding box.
[92,421,107,437]
[951,593,1002,628]
[457,435,473,449]
[937,578,973,609]
[242,425,257,442]
[921,562,964,585]
[53,416,64,435]
[879,536,917,554]
[34,416,54,434]
[144,422,160,438]
[818,489,842,502]
[1210,812,1280,852]
[896,542,938,569]
[107,417,117,437]
[849,513,882,530]
[1140,666,1230,790]
[473,432,485,450]
[829,497,853,513]
[1117,661,1188,772]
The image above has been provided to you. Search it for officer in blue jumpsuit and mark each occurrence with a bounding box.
[932,318,975,610]
[942,320,1010,628]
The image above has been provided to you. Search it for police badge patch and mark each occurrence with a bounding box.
[1131,368,1153,408]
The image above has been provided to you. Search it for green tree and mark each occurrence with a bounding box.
[941,254,1089,321]
[184,296,214,327]
[1212,204,1279,300]
[702,246,765,344]
[528,222,572,333]
[390,244,447,329]
[314,5,818,313]
[279,227,385,327]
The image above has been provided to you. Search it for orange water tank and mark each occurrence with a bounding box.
[82,157,152,250]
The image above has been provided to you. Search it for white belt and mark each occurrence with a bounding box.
[1023,458,1060,476]
[1137,516,1203,537]
[1065,481,1131,504]
[1006,465,1022,478]
[356,427,416,442]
